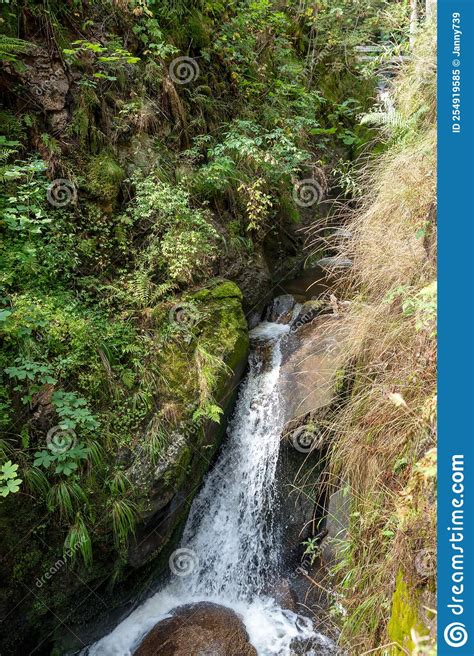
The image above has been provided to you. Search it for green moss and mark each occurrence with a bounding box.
[387,571,428,653]
[85,151,125,203]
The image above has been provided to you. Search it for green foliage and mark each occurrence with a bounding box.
[34,443,90,477]
[85,152,124,203]
[64,39,140,84]
[302,536,320,565]
[4,359,57,404]
[46,479,88,521]
[0,35,32,62]
[64,513,93,566]
[125,175,218,283]
[384,282,437,333]
[0,460,22,497]
[52,391,99,432]
[0,3,419,648]
[110,497,137,549]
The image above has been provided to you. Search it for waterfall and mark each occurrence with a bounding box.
[180,321,287,600]
[85,321,334,656]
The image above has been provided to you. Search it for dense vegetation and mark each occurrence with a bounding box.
[0,1,435,654]
[325,25,437,654]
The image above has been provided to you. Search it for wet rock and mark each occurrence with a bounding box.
[271,578,298,613]
[49,109,70,135]
[227,250,272,312]
[264,294,296,324]
[134,602,257,656]
[317,256,353,269]
[280,315,346,423]
[320,487,351,565]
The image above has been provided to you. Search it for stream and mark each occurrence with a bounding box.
[84,312,335,656]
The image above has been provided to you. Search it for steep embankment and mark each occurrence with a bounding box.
[321,28,437,655]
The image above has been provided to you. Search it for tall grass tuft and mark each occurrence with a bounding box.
[319,24,437,653]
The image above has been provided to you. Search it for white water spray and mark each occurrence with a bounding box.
[86,321,333,656]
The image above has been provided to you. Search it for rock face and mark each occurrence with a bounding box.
[264,293,296,323]
[276,308,348,566]
[280,312,347,423]
[134,602,257,656]
[320,487,351,565]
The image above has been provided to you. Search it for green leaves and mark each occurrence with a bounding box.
[5,359,56,384]
[4,359,57,404]
[0,460,22,497]
[52,391,99,432]
[192,403,224,424]
[63,39,140,85]
[33,442,90,477]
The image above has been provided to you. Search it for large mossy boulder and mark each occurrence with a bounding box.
[127,280,249,567]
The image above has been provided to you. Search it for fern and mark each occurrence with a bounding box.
[360,110,409,131]
[0,35,32,62]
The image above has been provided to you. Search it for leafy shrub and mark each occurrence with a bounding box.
[125,175,218,283]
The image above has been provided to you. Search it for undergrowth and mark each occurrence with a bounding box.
[323,25,437,655]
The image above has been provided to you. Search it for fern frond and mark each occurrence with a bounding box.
[0,35,33,62]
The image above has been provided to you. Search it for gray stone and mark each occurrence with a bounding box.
[321,487,351,565]
[264,294,296,323]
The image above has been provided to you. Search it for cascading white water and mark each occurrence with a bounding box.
[86,321,334,656]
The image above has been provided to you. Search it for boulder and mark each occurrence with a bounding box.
[264,294,296,323]
[16,46,69,112]
[127,281,249,568]
[280,313,347,423]
[134,602,257,656]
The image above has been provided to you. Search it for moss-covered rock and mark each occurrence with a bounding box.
[84,151,125,205]
[387,571,429,654]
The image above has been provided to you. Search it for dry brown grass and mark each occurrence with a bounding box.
[321,26,437,655]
